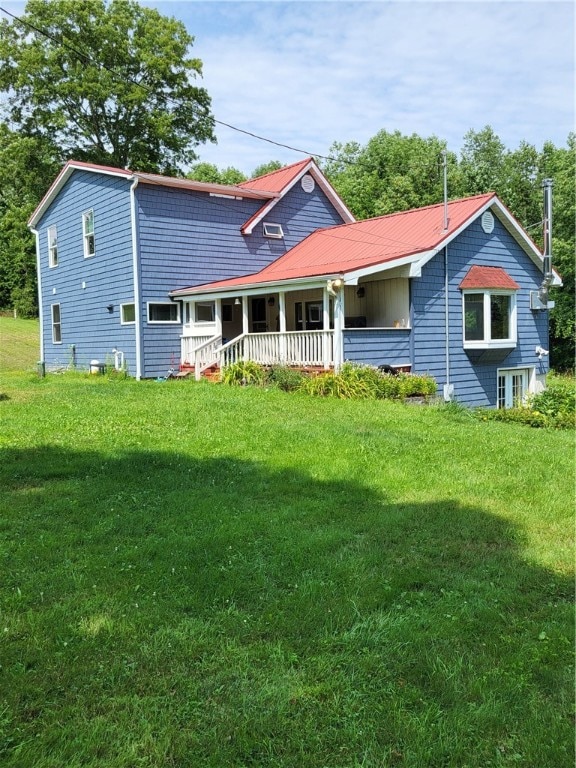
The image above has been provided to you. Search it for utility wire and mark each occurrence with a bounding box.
[0,5,346,163]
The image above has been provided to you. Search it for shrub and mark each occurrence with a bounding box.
[266,365,306,392]
[479,375,575,430]
[222,360,266,386]
[529,374,575,419]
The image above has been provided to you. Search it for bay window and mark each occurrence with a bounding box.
[463,290,517,348]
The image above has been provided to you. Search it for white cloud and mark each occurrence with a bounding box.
[3,0,573,175]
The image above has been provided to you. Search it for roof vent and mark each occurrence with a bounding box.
[301,174,315,193]
[481,211,494,234]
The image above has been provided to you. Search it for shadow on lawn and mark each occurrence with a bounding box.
[1,445,574,767]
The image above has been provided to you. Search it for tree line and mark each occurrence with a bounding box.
[0,1,573,369]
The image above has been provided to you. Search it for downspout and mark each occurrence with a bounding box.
[538,179,554,303]
[31,227,44,366]
[129,177,142,379]
[444,245,452,401]
[441,150,453,402]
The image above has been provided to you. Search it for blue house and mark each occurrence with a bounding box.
[29,158,353,379]
[30,158,558,408]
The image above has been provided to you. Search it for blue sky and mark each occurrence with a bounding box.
[3,1,574,175]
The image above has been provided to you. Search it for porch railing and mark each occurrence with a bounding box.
[220,331,333,369]
[181,335,215,366]
[184,330,335,376]
[193,334,222,380]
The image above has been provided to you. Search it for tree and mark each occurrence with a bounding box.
[0,125,61,314]
[322,131,456,219]
[187,162,246,185]
[0,0,215,174]
[250,160,283,178]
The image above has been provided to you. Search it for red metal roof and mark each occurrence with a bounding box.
[240,158,313,193]
[459,265,520,290]
[173,193,498,295]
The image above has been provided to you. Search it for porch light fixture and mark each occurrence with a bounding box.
[356,286,365,298]
[106,304,114,313]
[234,297,241,306]
[267,296,275,307]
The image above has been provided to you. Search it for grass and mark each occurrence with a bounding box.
[0,318,574,767]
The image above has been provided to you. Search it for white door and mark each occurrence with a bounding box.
[497,368,530,409]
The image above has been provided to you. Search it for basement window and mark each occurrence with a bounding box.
[121,303,136,324]
[263,222,284,239]
[51,303,62,343]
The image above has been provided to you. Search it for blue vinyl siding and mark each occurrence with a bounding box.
[136,181,345,378]
[36,171,136,373]
[343,329,411,368]
[412,215,549,407]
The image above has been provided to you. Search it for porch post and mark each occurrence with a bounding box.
[279,291,287,364]
[323,288,331,369]
[241,296,249,359]
[333,285,345,372]
[215,298,222,338]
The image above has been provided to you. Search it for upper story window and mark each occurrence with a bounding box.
[263,222,284,239]
[83,210,95,258]
[47,225,58,267]
[462,291,517,349]
[147,302,179,323]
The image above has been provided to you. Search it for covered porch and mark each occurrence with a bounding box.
[177,273,411,380]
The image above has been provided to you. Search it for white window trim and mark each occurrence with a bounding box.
[47,225,58,268]
[51,303,62,344]
[147,301,180,324]
[263,222,284,239]
[83,209,95,258]
[462,289,517,349]
[120,302,136,325]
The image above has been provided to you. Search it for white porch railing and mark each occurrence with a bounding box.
[193,335,222,380]
[181,335,215,365]
[221,331,333,368]
[183,330,335,376]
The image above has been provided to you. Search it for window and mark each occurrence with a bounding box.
[263,222,284,239]
[51,304,61,343]
[147,302,179,323]
[195,302,215,323]
[47,225,58,267]
[463,291,516,348]
[121,303,135,324]
[222,303,233,323]
[83,210,95,257]
[498,368,530,409]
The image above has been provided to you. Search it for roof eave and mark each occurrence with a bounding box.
[28,161,134,228]
[241,160,355,235]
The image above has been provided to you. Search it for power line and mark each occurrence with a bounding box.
[0,5,344,163]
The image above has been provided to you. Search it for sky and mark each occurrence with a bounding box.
[2,0,574,176]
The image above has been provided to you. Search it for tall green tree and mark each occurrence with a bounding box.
[0,126,60,315]
[322,131,456,219]
[0,0,215,174]
[187,162,246,185]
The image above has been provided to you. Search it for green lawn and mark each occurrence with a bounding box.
[0,318,574,767]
